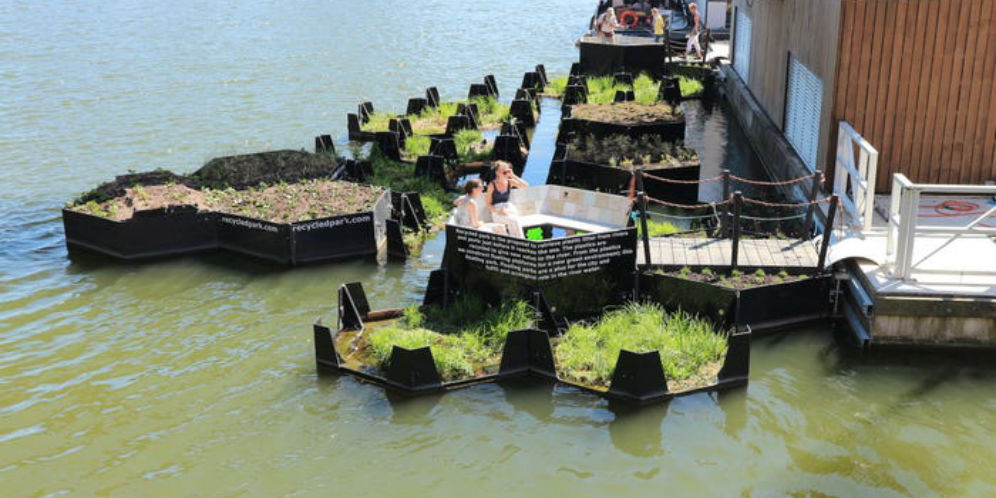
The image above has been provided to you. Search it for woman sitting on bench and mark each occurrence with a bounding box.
[485,161,529,238]
[454,179,506,234]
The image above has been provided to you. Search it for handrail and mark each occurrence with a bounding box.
[886,173,996,280]
[833,120,879,233]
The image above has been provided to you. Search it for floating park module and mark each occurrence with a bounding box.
[548,134,701,203]
[62,150,393,265]
[313,281,751,403]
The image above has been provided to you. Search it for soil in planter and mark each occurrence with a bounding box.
[552,302,727,392]
[569,101,682,126]
[567,134,698,170]
[337,296,534,381]
[69,179,384,224]
[362,97,509,135]
[190,150,340,190]
[203,180,383,223]
[660,267,811,290]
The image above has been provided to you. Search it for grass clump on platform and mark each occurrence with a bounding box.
[554,302,727,388]
[567,134,698,169]
[581,73,660,104]
[362,97,509,135]
[679,76,704,98]
[366,296,534,380]
[366,147,449,223]
[636,218,680,237]
[544,75,569,97]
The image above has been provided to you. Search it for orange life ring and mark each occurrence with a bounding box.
[619,11,640,28]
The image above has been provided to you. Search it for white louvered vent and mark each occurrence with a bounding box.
[785,56,823,171]
[733,9,751,81]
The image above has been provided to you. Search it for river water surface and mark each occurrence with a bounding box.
[1,1,994,496]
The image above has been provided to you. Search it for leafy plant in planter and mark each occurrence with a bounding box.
[364,296,534,381]
[553,302,727,389]
[568,134,698,169]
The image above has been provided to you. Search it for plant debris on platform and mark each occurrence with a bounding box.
[568,134,698,169]
[662,267,810,289]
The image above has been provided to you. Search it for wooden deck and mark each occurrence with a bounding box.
[637,237,820,268]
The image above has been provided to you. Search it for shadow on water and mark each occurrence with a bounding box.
[606,400,669,457]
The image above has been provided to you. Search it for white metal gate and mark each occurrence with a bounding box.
[785,56,823,171]
[733,9,751,81]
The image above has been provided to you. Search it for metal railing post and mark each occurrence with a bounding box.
[721,169,731,236]
[731,191,743,272]
[817,195,838,273]
[636,171,652,270]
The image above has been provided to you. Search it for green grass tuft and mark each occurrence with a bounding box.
[637,218,680,237]
[679,76,704,98]
[554,302,727,387]
[366,296,534,380]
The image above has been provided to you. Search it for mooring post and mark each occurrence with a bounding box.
[731,191,743,272]
[721,169,731,236]
[636,171,652,270]
[803,170,823,238]
[817,195,839,273]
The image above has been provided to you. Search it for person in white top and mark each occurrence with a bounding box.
[595,7,620,43]
[453,178,506,235]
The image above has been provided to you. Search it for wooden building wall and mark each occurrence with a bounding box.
[831,0,996,191]
[732,0,843,175]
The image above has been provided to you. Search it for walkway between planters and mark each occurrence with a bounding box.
[637,237,819,269]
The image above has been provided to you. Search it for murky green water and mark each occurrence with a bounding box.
[1,1,994,496]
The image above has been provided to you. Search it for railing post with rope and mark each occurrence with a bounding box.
[730,191,743,272]
[803,169,823,238]
[721,169,731,236]
[817,195,839,273]
[635,171,652,270]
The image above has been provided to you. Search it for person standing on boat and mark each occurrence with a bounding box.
[485,161,528,238]
[651,7,666,43]
[685,3,703,60]
[595,7,620,43]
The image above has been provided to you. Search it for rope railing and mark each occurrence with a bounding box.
[639,170,823,187]
[634,167,840,274]
[728,172,824,187]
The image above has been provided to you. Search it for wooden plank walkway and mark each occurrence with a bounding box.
[637,237,819,269]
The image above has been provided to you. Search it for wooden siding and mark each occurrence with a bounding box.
[732,0,843,174]
[831,0,996,191]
